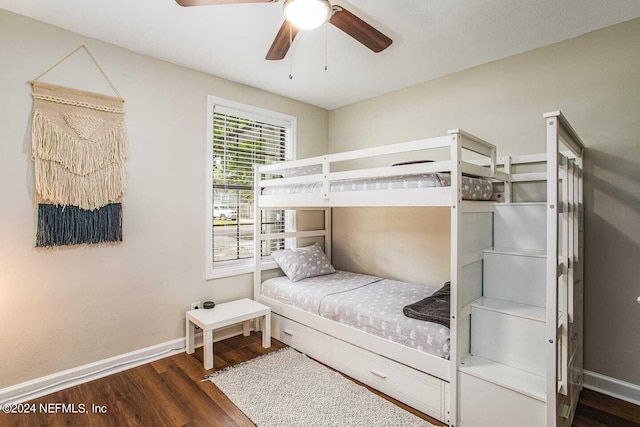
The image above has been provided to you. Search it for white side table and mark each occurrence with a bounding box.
[185,298,271,370]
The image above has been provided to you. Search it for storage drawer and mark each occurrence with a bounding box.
[330,337,445,421]
[471,303,546,376]
[483,250,546,308]
[460,372,545,427]
[494,203,546,251]
[271,313,330,364]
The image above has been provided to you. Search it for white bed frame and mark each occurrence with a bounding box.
[251,114,584,426]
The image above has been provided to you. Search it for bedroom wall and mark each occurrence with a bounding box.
[0,9,328,389]
[332,208,451,285]
[329,19,640,386]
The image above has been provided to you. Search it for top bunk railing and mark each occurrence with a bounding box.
[544,111,585,158]
[255,129,510,207]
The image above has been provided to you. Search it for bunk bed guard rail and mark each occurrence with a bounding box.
[255,129,508,204]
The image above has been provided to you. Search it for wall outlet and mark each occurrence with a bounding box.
[190,301,201,330]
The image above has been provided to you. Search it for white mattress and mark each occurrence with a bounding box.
[263,172,493,201]
[261,270,451,359]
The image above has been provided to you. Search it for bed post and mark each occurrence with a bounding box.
[545,115,559,427]
[544,111,586,425]
[449,131,462,427]
[324,208,332,261]
[253,164,261,302]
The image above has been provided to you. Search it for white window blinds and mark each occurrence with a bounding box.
[208,102,294,274]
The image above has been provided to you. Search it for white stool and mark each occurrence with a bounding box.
[186,298,271,370]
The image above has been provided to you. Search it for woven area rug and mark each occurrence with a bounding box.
[206,348,435,427]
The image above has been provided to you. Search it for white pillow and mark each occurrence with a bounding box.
[271,242,335,282]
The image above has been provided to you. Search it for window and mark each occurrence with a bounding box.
[206,97,296,279]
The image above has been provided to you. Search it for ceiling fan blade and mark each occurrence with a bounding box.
[175,0,274,7]
[329,6,392,53]
[266,20,299,60]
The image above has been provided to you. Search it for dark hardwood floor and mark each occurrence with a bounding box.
[0,333,637,426]
[572,388,640,427]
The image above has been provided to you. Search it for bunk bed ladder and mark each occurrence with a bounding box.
[457,112,584,427]
[545,112,585,427]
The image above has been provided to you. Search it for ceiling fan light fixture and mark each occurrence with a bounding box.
[283,0,331,30]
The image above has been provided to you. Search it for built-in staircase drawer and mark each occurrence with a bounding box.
[460,372,545,427]
[271,313,330,363]
[494,203,546,251]
[330,338,445,421]
[470,298,546,376]
[483,249,546,307]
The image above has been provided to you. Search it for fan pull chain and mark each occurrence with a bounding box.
[289,24,294,80]
[324,22,328,71]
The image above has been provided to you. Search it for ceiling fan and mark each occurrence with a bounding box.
[175,0,393,60]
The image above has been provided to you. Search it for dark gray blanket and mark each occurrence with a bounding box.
[402,282,450,328]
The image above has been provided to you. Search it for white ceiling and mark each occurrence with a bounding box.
[2,0,640,109]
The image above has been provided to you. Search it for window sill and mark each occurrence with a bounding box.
[206,264,254,280]
[205,259,279,281]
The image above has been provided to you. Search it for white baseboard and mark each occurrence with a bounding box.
[0,324,246,405]
[583,370,640,406]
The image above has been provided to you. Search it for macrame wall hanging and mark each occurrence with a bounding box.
[30,45,128,247]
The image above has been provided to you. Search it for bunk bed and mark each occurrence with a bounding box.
[252,128,504,424]
[251,113,584,427]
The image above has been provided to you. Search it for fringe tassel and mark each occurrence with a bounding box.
[35,159,126,211]
[32,112,128,176]
[36,203,123,247]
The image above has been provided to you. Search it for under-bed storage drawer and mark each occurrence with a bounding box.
[271,313,330,364]
[330,338,445,421]
[459,373,545,427]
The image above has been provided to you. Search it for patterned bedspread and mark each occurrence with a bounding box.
[261,271,451,359]
[262,172,492,201]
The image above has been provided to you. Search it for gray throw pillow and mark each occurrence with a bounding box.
[271,242,336,282]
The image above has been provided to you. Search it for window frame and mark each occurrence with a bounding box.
[205,96,297,280]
